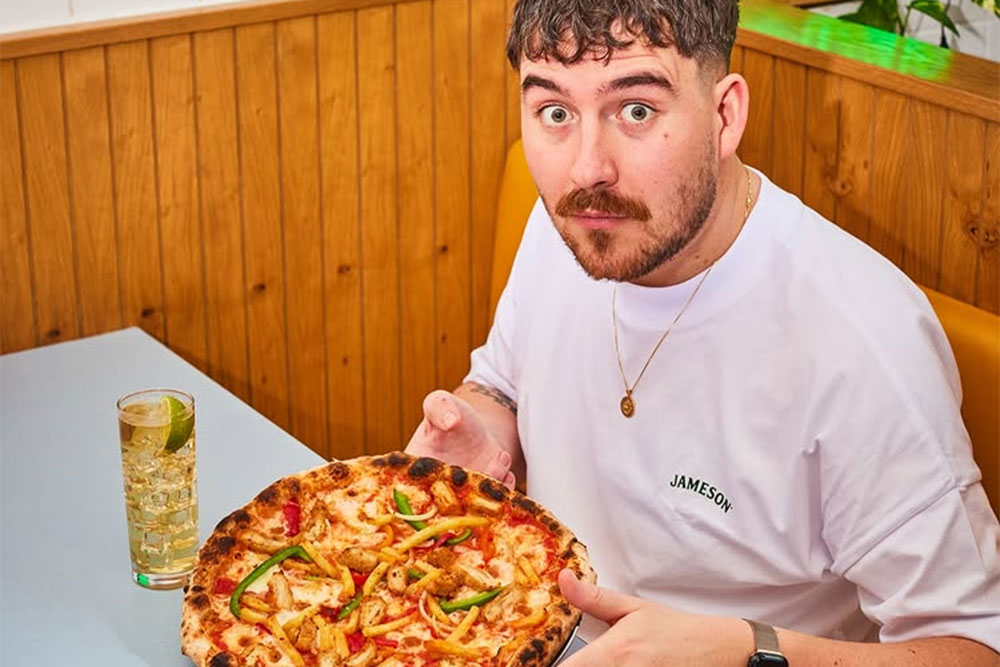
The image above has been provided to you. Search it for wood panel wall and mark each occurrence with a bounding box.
[0,0,515,460]
[2,0,997,460]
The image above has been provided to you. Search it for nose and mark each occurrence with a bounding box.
[568,122,618,191]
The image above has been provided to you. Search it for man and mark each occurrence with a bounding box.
[406,0,1000,664]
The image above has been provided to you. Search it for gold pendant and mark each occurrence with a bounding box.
[620,394,635,418]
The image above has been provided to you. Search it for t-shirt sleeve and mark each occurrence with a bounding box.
[843,484,1000,651]
[811,281,1000,651]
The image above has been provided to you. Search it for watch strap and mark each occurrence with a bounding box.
[744,618,781,654]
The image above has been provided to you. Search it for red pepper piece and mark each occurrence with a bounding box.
[351,570,370,588]
[210,631,228,652]
[346,631,366,654]
[372,637,398,648]
[213,577,237,595]
[283,498,301,537]
[318,605,340,623]
[429,532,455,549]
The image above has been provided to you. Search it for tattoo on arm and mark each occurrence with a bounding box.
[467,382,517,414]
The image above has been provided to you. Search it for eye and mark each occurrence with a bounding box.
[621,103,654,124]
[539,105,572,126]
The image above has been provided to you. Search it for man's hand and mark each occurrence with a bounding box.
[405,389,516,487]
[558,569,748,667]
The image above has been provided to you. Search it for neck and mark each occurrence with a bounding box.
[629,158,756,288]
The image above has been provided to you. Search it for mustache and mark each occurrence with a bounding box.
[554,188,651,222]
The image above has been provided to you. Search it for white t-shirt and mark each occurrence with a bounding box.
[467,171,1000,650]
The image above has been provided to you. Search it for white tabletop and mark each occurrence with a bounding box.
[1,328,325,666]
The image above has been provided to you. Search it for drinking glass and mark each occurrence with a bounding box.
[117,388,198,589]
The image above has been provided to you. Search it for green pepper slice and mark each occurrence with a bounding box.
[393,488,427,530]
[337,591,363,620]
[407,568,425,580]
[445,528,472,546]
[229,545,311,619]
[439,587,504,614]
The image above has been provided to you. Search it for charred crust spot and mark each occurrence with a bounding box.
[450,467,468,487]
[478,478,507,501]
[327,462,350,480]
[347,489,358,497]
[407,457,442,478]
[542,516,564,536]
[559,602,572,615]
[386,452,411,468]
[210,653,236,667]
[189,593,210,610]
[213,508,250,532]
[517,639,547,664]
[256,484,278,504]
[513,496,540,515]
[201,535,237,561]
[232,510,251,526]
[371,457,388,468]
[281,478,301,495]
[189,585,204,594]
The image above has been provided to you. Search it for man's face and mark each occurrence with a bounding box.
[520,39,721,284]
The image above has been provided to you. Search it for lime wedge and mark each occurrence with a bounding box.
[162,395,194,452]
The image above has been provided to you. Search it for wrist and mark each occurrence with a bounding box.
[744,618,789,667]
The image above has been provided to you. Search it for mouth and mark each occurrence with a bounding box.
[567,211,629,230]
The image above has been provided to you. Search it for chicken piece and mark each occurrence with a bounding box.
[430,481,461,515]
[483,588,523,623]
[318,653,344,667]
[454,563,497,591]
[386,565,409,594]
[359,597,386,628]
[294,618,318,652]
[425,548,457,570]
[339,547,379,573]
[239,530,287,554]
[345,640,377,667]
[267,572,293,610]
[425,572,460,598]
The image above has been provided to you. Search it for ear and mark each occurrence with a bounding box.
[712,73,748,161]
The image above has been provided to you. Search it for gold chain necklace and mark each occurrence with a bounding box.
[613,167,754,418]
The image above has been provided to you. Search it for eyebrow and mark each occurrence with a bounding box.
[520,71,673,97]
[601,72,673,94]
[521,74,566,95]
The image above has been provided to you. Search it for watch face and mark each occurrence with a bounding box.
[749,653,789,667]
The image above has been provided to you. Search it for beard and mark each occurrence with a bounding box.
[544,148,718,283]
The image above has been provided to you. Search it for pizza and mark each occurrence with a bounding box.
[181,451,596,667]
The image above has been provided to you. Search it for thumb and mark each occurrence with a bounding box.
[421,390,464,431]
[558,569,642,625]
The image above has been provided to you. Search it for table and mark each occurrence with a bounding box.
[1,328,584,665]
[1,328,325,665]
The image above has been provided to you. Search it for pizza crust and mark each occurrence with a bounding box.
[181,452,595,667]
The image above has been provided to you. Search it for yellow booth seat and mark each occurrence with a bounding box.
[489,139,999,516]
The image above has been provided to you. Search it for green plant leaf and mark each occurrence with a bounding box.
[908,0,960,34]
[968,0,999,19]
[840,0,901,33]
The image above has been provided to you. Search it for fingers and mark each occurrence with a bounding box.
[422,390,462,431]
[502,471,516,489]
[558,569,642,625]
[481,447,512,483]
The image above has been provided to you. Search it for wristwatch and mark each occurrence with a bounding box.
[744,619,789,666]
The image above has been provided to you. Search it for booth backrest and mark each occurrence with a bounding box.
[490,140,999,516]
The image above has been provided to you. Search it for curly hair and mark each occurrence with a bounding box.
[505,0,740,71]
